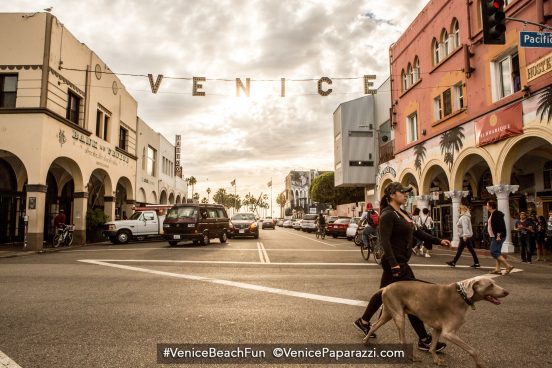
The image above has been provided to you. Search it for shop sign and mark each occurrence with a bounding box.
[526,51,552,82]
[378,166,397,181]
[71,130,130,165]
[475,103,523,147]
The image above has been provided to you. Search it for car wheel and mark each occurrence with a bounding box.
[168,241,178,246]
[116,230,131,244]
[347,236,353,241]
[200,233,210,245]
[332,234,338,238]
[220,231,227,243]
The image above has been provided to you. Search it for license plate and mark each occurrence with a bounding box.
[239,229,245,234]
[173,235,181,240]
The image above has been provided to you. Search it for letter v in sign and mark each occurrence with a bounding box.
[148,74,164,94]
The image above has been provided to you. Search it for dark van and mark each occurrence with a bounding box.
[163,204,229,246]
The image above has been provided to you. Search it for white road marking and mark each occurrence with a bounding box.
[64,247,361,253]
[257,242,266,263]
[78,259,368,307]
[0,351,23,368]
[259,242,270,263]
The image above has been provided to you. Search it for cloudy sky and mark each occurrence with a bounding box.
[2,0,427,213]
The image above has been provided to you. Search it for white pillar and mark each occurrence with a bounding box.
[486,184,519,253]
[444,190,469,248]
[415,195,431,210]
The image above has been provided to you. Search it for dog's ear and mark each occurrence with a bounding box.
[462,276,489,300]
[466,280,478,300]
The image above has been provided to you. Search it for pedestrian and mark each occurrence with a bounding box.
[446,205,480,268]
[515,211,534,264]
[487,200,515,275]
[360,202,378,247]
[535,215,547,261]
[353,182,451,353]
[54,209,66,229]
[529,211,538,258]
[417,208,434,257]
[545,213,552,254]
[412,208,422,254]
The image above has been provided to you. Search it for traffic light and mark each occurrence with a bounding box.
[482,0,506,44]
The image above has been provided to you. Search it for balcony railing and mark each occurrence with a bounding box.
[379,140,395,165]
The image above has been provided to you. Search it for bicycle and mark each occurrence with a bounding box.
[315,224,326,239]
[52,224,74,247]
[356,225,383,264]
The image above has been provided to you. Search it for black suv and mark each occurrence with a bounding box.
[163,204,229,246]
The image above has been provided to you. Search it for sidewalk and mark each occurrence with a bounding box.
[0,242,106,258]
[435,244,552,265]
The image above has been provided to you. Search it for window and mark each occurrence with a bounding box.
[454,82,464,110]
[142,147,146,170]
[434,96,442,121]
[349,161,374,167]
[441,29,449,57]
[413,57,420,83]
[443,88,452,116]
[451,19,460,49]
[407,63,413,88]
[66,91,80,125]
[96,110,102,137]
[0,74,17,108]
[103,114,110,142]
[544,161,552,189]
[147,146,156,176]
[406,112,418,144]
[119,127,128,151]
[432,38,440,65]
[402,69,408,92]
[494,51,520,100]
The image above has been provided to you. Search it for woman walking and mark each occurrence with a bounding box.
[353,182,451,352]
[487,200,515,275]
[446,205,480,268]
[535,215,547,261]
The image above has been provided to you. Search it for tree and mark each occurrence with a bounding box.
[413,142,427,175]
[213,188,227,206]
[536,85,552,124]
[206,187,211,203]
[192,192,200,202]
[310,172,364,208]
[201,197,208,204]
[276,192,286,217]
[186,176,197,199]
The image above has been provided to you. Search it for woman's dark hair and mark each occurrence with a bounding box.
[413,208,420,216]
[487,200,497,210]
[539,215,546,225]
[380,195,390,209]
[422,208,430,215]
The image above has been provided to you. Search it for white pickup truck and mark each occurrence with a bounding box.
[103,209,166,244]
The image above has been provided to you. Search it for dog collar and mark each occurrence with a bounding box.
[456,283,476,310]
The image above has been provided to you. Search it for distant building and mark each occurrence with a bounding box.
[284,170,327,215]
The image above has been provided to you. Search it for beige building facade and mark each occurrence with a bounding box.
[0,13,139,250]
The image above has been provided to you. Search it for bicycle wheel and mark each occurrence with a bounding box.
[65,233,74,246]
[360,241,370,261]
[52,234,62,248]
[315,231,320,239]
[354,233,363,246]
[373,242,384,265]
[321,230,326,240]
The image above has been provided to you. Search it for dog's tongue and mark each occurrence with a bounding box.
[485,296,501,305]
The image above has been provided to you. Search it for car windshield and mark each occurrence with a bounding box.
[232,213,256,221]
[166,207,198,219]
[335,218,351,224]
[129,212,142,220]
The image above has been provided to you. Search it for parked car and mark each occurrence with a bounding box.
[103,205,173,244]
[163,204,229,246]
[346,217,362,241]
[228,213,259,239]
[326,216,339,225]
[300,214,318,232]
[262,218,276,229]
[276,219,284,227]
[327,217,352,238]
[283,219,293,228]
[292,219,303,230]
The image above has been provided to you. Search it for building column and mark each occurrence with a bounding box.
[25,184,47,251]
[72,192,88,245]
[486,184,519,253]
[415,195,431,210]
[104,196,116,223]
[444,190,469,248]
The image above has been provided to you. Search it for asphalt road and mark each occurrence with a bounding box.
[1,227,551,368]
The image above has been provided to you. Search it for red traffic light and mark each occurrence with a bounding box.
[492,0,504,9]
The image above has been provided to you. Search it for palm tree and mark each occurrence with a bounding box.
[536,85,552,124]
[192,192,200,202]
[186,176,197,199]
[439,126,465,171]
[276,192,286,218]
[206,187,211,203]
[413,142,427,175]
[201,197,208,204]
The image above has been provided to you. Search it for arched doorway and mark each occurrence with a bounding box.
[169,193,175,204]
[0,154,27,244]
[115,177,134,220]
[422,163,450,238]
[176,195,181,204]
[159,190,168,205]
[400,171,419,212]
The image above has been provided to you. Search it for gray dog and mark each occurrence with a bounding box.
[363,276,509,367]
